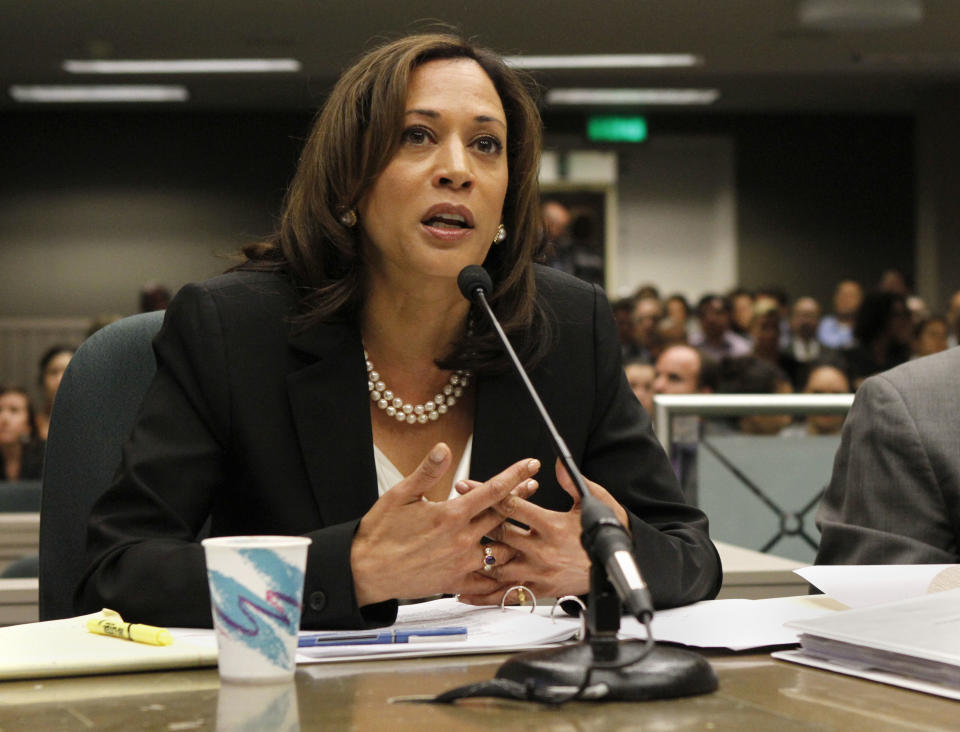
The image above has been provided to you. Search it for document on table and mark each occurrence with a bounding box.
[295,597,581,663]
[617,594,843,651]
[0,613,217,681]
[796,564,960,609]
[773,588,960,701]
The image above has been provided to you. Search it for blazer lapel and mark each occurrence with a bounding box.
[286,321,378,526]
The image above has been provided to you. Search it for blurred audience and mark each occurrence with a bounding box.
[612,297,636,360]
[786,363,851,436]
[749,300,800,389]
[139,282,172,312]
[624,359,655,415]
[817,279,862,349]
[541,200,604,285]
[713,356,793,436]
[35,345,75,440]
[630,295,664,363]
[0,386,44,481]
[877,267,910,296]
[911,316,949,359]
[755,286,791,349]
[787,296,822,363]
[947,289,960,348]
[728,288,755,338]
[690,294,752,362]
[844,291,912,389]
[664,293,694,339]
[906,294,930,326]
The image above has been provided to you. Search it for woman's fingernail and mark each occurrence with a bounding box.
[527,458,540,473]
[429,445,446,463]
[525,479,538,493]
[455,480,470,493]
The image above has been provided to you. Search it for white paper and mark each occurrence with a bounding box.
[295,597,581,663]
[795,564,957,609]
[618,595,841,651]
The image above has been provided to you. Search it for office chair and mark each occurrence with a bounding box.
[0,480,42,512]
[1,554,39,579]
[38,310,164,620]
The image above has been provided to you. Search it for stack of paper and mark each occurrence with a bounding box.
[774,588,960,701]
[297,597,582,662]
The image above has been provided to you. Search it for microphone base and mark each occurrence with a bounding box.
[495,640,717,702]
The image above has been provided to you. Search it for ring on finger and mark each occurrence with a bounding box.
[482,546,496,572]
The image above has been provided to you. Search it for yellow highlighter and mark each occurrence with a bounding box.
[87,608,173,646]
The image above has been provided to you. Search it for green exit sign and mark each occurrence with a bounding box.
[587,116,648,143]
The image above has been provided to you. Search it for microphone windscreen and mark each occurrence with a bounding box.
[457,265,493,301]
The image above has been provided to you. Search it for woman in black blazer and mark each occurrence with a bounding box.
[78,33,721,629]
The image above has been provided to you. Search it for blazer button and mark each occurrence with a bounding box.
[308,590,327,612]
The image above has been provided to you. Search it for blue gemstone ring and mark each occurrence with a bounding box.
[482,546,496,571]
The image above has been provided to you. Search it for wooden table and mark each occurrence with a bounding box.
[0,650,955,730]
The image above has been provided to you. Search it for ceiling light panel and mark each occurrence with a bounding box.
[63,59,302,74]
[10,85,189,103]
[547,88,720,106]
[505,54,702,69]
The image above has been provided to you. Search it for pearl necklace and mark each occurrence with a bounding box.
[365,350,472,425]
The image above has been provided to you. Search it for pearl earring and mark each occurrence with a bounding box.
[337,207,358,228]
[494,224,507,244]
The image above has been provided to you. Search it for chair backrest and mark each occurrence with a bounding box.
[0,480,42,512]
[38,310,164,620]
[1,553,39,578]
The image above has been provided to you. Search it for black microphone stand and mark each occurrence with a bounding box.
[464,270,717,702]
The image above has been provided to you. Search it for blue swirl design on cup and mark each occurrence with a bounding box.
[208,550,305,669]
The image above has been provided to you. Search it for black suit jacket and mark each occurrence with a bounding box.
[79,266,720,628]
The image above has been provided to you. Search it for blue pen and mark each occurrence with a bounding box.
[298,626,467,647]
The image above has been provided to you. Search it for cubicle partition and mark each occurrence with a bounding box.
[653,394,854,563]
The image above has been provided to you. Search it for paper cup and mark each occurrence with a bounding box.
[202,535,311,683]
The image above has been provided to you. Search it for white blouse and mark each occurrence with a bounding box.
[373,435,473,499]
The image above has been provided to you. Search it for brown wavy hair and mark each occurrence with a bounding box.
[238,32,550,372]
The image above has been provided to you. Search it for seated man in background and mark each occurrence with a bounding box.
[817,279,862,350]
[653,345,718,503]
[816,347,960,564]
[690,294,751,362]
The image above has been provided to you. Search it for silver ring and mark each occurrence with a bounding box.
[482,545,496,571]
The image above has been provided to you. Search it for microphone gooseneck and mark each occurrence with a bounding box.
[456,265,652,623]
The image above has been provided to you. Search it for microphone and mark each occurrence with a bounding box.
[437,265,716,703]
[457,265,653,622]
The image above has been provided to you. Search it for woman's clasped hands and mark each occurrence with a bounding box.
[349,443,540,607]
[456,457,630,606]
[350,444,630,609]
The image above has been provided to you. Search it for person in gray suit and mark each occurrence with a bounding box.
[816,347,960,564]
